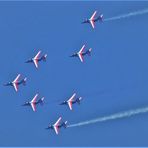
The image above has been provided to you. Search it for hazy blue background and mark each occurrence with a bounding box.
[0,1,148,147]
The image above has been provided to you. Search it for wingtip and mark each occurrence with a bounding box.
[3,83,7,86]
[79,97,82,100]
[17,74,21,77]
[15,88,18,92]
[35,93,39,97]
[89,48,92,52]
[24,77,27,81]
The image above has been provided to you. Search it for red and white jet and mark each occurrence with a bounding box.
[70,45,92,62]
[22,94,45,112]
[4,74,27,92]
[60,93,82,110]
[25,50,47,68]
[46,117,67,135]
[82,10,103,29]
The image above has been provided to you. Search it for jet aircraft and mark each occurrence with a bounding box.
[82,11,103,29]
[22,94,44,112]
[70,45,92,62]
[4,74,27,92]
[25,50,47,68]
[60,93,82,110]
[46,117,67,135]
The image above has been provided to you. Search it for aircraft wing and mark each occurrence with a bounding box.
[89,11,97,29]
[13,74,21,83]
[30,94,38,111]
[68,101,73,110]
[33,51,41,68]
[78,45,85,54]
[33,59,39,68]
[78,45,85,62]
[31,103,36,112]
[90,20,95,29]
[68,93,76,102]
[90,11,97,20]
[78,54,84,62]
[67,93,76,110]
[34,50,41,59]
[13,83,18,92]
[54,126,59,135]
[54,117,62,127]
[53,117,62,134]
[31,94,38,103]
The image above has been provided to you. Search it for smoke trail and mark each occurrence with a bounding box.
[104,8,148,22]
[68,106,148,128]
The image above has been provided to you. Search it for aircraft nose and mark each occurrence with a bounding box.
[45,127,49,130]
[81,20,86,24]
[3,83,9,86]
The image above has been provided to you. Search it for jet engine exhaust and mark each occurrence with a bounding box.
[104,8,148,22]
[68,106,148,128]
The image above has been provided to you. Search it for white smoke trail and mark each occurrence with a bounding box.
[104,8,148,22]
[68,106,148,128]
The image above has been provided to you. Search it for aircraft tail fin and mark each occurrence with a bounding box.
[86,48,92,56]
[76,97,82,105]
[62,121,68,128]
[97,14,103,22]
[42,54,47,61]
[22,78,27,85]
[39,97,45,106]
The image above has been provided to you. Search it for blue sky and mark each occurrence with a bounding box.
[1,1,148,147]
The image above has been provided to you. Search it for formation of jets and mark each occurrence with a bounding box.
[4,10,103,135]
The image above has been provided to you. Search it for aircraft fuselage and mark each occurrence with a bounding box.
[60,98,80,106]
[70,51,90,58]
[4,79,24,86]
[26,56,45,63]
[47,122,66,130]
[82,18,98,24]
[23,100,42,106]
